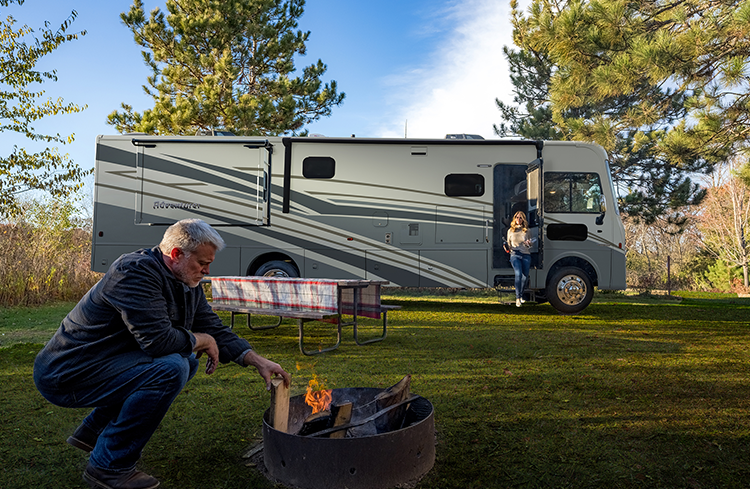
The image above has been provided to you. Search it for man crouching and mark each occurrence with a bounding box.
[34,219,291,489]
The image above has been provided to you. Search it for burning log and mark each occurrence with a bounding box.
[297,401,353,437]
[298,410,332,436]
[305,395,418,438]
[294,375,414,437]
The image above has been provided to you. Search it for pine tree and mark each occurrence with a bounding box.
[0,0,88,217]
[503,0,750,223]
[494,46,562,141]
[109,0,344,136]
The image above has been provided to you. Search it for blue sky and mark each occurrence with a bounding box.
[4,0,522,179]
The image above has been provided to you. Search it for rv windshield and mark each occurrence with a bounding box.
[604,159,620,216]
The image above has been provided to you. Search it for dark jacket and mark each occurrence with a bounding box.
[34,247,251,392]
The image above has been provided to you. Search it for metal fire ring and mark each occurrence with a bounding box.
[262,387,436,489]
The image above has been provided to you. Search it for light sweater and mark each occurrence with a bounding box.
[507,228,531,255]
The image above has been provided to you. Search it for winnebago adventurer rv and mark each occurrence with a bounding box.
[91,135,627,314]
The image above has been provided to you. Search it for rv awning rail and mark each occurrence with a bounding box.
[130,138,272,149]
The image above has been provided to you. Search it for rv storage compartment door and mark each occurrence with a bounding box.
[135,141,270,226]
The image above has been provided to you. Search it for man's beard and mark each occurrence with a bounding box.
[172,261,202,288]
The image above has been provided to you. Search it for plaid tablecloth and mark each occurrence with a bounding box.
[210,277,382,319]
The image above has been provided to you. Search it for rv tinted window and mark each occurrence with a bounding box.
[544,172,603,213]
[547,223,588,241]
[303,157,335,179]
[445,174,485,197]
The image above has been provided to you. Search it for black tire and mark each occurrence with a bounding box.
[546,266,593,315]
[255,260,299,278]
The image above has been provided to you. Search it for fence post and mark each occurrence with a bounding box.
[667,256,671,296]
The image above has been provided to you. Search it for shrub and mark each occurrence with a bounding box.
[0,197,101,306]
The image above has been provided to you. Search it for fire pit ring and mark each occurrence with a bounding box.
[262,387,435,489]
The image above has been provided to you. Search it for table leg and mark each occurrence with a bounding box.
[298,318,342,356]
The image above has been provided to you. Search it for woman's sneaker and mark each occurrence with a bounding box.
[516,299,521,307]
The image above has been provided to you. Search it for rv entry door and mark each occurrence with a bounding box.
[526,158,543,269]
[134,139,271,226]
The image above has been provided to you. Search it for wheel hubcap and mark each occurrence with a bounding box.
[555,274,587,306]
[263,270,290,277]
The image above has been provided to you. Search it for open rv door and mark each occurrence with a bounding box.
[526,158,543,269]
[133,138,271,226]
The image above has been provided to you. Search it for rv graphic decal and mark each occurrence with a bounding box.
[153,201,201,210]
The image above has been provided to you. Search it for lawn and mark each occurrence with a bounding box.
[2,290,750,489]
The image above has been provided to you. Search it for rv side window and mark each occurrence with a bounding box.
[303,157,335,179]
[544,172,603,213]
[445,174,484,197]
[547,223,588,241]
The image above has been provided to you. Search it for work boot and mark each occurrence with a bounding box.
[83,463,160,489]
[66,423,98,453]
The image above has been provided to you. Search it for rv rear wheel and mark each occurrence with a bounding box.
[255,260,299,278]
[546,266,593,315]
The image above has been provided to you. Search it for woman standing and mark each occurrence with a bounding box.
[506,211,532,307]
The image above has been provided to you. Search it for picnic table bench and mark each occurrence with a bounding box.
[209,277,400,355]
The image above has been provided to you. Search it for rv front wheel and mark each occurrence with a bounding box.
[255,260,299,278]
[546,266,593,315]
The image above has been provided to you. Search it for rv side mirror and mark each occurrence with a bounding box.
[595,195,606,225]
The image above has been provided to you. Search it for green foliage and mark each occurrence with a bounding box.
[0,195,101,306]
[494,46,563,140]
[0,0,90,217]
[695,259,741,292]
[738,161,750,189]
[108,0,345,136]
[504,0,750,224]
[696,162,750,287]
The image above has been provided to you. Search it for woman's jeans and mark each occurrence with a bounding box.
[510,252,531,299]
[36,353,199,473]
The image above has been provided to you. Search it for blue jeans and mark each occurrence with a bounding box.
[510,252,531,299]
[36,353,199,473]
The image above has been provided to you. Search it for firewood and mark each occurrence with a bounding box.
[329,402,353,439]
[298,410,332,436]
[269,378,290,433]
[374,375,411,433]
[305,395,418,438]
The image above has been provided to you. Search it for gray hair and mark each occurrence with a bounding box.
[159,219,225,255]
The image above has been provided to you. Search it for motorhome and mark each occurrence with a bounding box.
[91,135,627,314]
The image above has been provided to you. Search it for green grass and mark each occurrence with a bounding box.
[3,291,750,488]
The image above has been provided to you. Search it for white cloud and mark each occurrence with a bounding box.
[376,0,516,139]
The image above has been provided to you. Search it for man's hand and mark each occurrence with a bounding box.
[193,332,220,374]
[243,350,291,390]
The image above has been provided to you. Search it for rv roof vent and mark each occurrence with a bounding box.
[445,134,484,140]
[195,129,235,136]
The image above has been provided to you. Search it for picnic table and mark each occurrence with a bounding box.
[209,276,399,355]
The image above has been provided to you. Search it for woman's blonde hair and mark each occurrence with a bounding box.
[511,211,528,232]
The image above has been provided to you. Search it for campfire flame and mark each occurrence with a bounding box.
[304,374,332,414]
